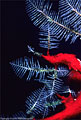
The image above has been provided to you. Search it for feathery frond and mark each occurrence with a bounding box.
[10,57,28,79]
[35,68,69,86]
[46,77,70,94]
[10,57,55,81]
[26,87,48,117]
[26,86,62,118]
[39,24,60,49]
[26,0,52,28]
[26,0,81,47]
[59,0,81,42]
[10,57,47,80]
[67,0,81,14]
[10,56,70,83]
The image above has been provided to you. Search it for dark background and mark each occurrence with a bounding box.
[1,0,81,117]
